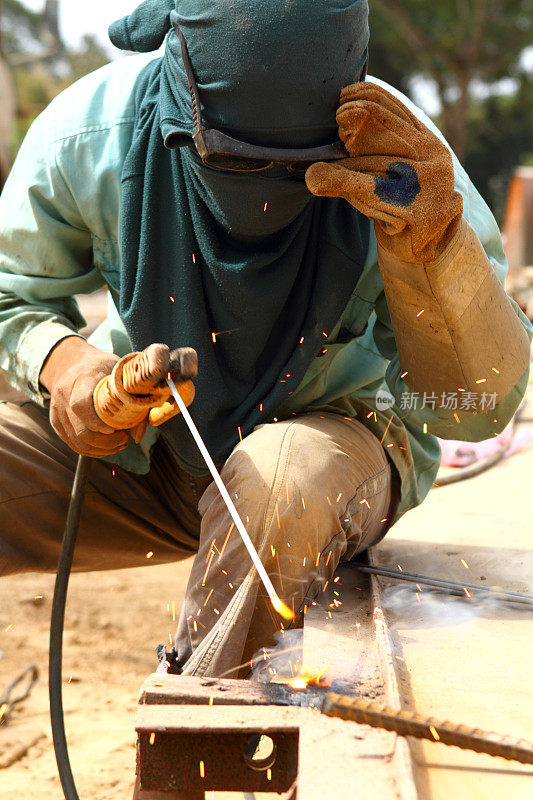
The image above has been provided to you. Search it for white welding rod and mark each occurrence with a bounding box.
[166,378,293,620]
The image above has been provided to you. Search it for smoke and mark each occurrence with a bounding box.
[251,629,304,683]
[250,624,380,695]
[381,584,532,630]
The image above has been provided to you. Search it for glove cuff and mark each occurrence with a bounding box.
[377,217,531,399]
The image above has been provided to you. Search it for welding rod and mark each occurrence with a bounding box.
[350,564,533,607]
[166,377,292,620]
[321,694,533,764]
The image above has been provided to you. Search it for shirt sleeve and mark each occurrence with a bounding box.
[0,108,105,404]
[372,158,532,442]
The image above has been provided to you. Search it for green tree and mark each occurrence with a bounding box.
[464,71,533,221]
[369,0,533,160]
[0,0,43,58]
[64,34,109,85]
[0,1,109,184]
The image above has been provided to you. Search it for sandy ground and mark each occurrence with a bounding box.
[1,290,532,799]
[0,560,193,800]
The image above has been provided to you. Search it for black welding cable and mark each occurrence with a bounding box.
[49,455,92,800]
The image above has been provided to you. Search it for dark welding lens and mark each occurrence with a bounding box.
[204,153,273,172]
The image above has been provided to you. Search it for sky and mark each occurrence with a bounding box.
[23,0,136,53]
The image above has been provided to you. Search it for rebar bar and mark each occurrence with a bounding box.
[322,693,533,764]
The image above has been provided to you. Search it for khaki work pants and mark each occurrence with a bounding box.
[0,401,400,677]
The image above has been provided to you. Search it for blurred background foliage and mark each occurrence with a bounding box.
[0,0,532,223]
[369,0,533,222]
[0,1,109,161]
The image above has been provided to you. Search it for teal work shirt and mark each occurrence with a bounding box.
[0,55,531,519]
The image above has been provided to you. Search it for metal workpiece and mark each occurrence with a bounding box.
[136,700,300,793]
[139,673,325,709]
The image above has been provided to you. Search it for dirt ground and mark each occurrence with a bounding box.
[0,560,194,800]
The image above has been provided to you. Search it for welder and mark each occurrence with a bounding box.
[0,0,531,679]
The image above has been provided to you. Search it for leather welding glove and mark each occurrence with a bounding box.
[93,343,197,444]
[41,339,197,458]
[306,82,530,400]
[305,82,463,263]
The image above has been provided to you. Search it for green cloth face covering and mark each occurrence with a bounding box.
[110,0,371,474]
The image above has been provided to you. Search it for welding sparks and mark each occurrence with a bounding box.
[201,550,215,587]
[400,370,409,379]
[170,296,175,303]
[167,377,293,621]
[429,725,440,741]
[146,551,154,559]
[192,253,196,264]
[380,415,394,445]
[263,202,268,212]
[460,559,469,569]
[476,378,487,384]
[212,327,239,343]
[199,760,205,778]
[149,732,156,745]
[491,367,500,374]
[416,309,425,317]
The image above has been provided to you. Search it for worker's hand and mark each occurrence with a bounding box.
[93,344,197,443]
[40,337,130,458]
[305,82,463,263]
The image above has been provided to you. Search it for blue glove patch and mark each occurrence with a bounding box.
[374,162,421,208]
